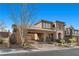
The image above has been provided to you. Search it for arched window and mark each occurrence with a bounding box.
[52,24,55,28]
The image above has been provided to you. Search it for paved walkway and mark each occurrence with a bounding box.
[0,46,79,55]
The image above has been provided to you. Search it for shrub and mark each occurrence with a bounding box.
[55,39,61,43]
[72,37,77,43]
[69,37,77,43]
[56,39,65,44]
[60,39,65,44]
[48,41,53,44]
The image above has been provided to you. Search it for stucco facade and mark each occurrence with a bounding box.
[27,20,65,42]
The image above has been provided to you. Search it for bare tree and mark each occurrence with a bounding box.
[0,21,7,32]
[9,4,35,48]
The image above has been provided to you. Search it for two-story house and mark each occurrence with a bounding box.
[65,25,79,42]
[26,20,65,42]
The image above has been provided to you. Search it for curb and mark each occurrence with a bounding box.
[0,46,79,55]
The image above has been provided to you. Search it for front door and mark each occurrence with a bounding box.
[50,34,54,41]
[58,33,61,39]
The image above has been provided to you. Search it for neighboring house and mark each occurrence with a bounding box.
[65,25,79,42]
[65,25,73,40]
[26,20,65,42]
[0,32,9,38]
[0,29,10,38]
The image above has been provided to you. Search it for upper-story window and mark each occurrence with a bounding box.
[43,23,50,29]
[51,24,55,30]
[52,24,55,28]
[57,24,63,30]
[66,28,70,35]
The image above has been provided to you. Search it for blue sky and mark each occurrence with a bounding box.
[0,3,79,31]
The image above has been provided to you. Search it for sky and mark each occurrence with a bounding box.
[0,3,79,31]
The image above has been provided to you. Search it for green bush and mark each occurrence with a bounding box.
[56,39,65,44]
[68,37,77,43]
[60,39,65,44]
[55,39,61,43]
[48,41,53,44]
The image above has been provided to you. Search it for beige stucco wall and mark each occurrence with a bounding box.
[34,33,39,40]
[28,21,65,40]
[55,22,65,39]
[56,31,65,39]
[34,22,42,29]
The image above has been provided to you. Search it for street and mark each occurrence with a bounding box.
[1,48,79,56]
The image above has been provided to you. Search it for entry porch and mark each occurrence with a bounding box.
[27,28,56,43]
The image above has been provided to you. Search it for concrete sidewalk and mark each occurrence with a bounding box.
[0,46,79,55]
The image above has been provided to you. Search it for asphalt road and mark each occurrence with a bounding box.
[2,48,79,56]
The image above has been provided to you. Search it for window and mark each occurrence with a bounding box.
[43,23,46,28]
[57,24,63,30]
[43,23,50,29]
[52,24,55,28]
[58,33,61,39]
[46,23,49,28]
[66,28,70,35]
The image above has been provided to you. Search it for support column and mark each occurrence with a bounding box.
[34,33,39,40]
[43,33,47,43]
